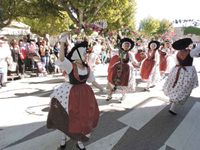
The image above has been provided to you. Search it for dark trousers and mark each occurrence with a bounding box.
[18,59,25,75]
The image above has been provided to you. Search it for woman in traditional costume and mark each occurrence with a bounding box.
[159,40,176,79]
[163,38,200,115]
[140,40,161,91]
[107,38,136,101]
[159,41,170,76]
[134,37,146,64]
[47,36,100,150]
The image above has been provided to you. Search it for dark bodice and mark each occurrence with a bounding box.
[68,63,90,85]
[147,49,156,60]
[159,50,167,56]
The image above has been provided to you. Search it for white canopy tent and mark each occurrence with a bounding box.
[0,20,31,36]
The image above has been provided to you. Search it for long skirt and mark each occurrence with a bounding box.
[140,58,155,81]
[47,83,99,141]
[108,62,130,86]
[135,51,146,63]
[108,63,136,93]
[107,55,120,74]
[159,55,167,73]
[163,66,198,104]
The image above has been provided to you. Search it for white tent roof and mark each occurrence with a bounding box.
[0,21,31,35]
[9,20,30,29]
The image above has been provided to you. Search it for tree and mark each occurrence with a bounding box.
[184,26,200,36]
[20,0,137,35]
[95,0,136,31]
[1,0,137,36]
[58,0,136,28]
[18,12,72,36]
[0,0,21,28]
[139,17,174,38]
[157,19,173,35]
[0,0,62,29]
[139,17,160,37]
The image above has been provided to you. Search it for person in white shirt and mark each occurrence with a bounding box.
[92,39,102,56]
[0,36,12,87]
[87,41,100,72]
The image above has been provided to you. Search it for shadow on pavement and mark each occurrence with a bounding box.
[23,78,64,84]
[1,96,198,150]
[0,89,53,99]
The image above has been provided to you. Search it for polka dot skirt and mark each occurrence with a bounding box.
[50,83,72,113]
[163,66,198,104]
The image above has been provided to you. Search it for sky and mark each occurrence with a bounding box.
[135,0,200,24]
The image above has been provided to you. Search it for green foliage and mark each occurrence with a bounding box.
[1,0,137,36]
[40,0,137,35]
[157,19,173,34]
[0,0,22,28]
[183,26,200,36]
[0,0,62,29]
[139,17,160,37]
[56,0,136,34]
[139,17,173,38]
[18,12,72,36]
[96,0,136,31]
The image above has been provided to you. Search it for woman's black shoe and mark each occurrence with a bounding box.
[168,110,177,115]
[149,85,155,88]
[106,96,112,101]
[143,88,150,92]
[76,143,86,150]
[106,98,112,101]
[60,143,66,149]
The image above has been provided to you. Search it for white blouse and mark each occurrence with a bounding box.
[55,58,95,83]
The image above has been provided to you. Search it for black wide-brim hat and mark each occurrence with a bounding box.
[148,40,160,50]
[172,38,193,50]
[66,41,88,61]
[119,38,135,51]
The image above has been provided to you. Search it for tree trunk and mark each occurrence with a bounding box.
[60,0,79,26]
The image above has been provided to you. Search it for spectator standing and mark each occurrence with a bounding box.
[0,36,12,87]
[10,39,20,75]
[53,42,60,58]
[18,39,28,77]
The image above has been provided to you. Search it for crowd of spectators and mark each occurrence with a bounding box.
[0,34,113,88]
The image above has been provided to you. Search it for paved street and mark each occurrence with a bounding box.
[0,64,200,150]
